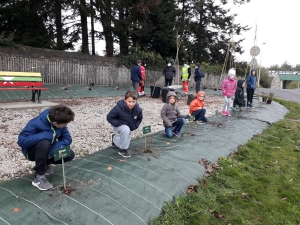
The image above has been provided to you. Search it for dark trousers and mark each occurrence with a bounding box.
[246,88,254,106]
[27,140,75,175]
[192,109,208,122]
[164,78,173,87]
[31,90,41,103]
[195,80,201,93]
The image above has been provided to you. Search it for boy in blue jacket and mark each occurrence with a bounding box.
[107,90,143,158]
[18,104,75,191]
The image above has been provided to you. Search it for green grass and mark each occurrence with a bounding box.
[150,99,300,225]
[286,80,300,89]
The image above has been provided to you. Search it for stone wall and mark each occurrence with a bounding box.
[0,46,226,88]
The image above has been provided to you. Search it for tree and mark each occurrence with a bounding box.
[0,0,53,48]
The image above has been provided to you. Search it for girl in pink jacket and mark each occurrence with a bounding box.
[221,68,237,116]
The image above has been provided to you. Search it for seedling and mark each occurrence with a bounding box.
[188,115,195,134]
[54,146,71,190]
[143,125,151,152]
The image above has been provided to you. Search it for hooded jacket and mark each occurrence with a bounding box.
[107,99,143,131]
[161,91,187,127]
[17,109,72,158]
[234,79,246,107]
[246,69,256,90]
[222,76,237,97]
[194,67,205,81]
[189,91,206,114]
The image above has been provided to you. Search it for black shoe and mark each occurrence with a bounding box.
[111,134,116,147]
[118,149,131,158]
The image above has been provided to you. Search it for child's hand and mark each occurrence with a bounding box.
[198,107,202,109]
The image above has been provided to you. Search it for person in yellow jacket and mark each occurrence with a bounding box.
[181,61,191,94]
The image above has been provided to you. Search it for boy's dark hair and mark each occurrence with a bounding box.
[125,90,138,100]
[195,62,200,67]
[49,104,75,124]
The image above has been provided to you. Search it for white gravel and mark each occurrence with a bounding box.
[0,94,223,181]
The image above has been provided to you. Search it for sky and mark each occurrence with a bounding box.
[230,0,300,67]
[93,0,300,68]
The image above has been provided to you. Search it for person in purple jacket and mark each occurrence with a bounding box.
[221,68,237,116]
[18,104,75,191]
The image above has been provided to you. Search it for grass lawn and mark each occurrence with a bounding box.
[150,99,300,225]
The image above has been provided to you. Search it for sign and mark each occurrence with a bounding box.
[248,58,259,66]
[188,115,195,122]
[250,46,260,56]
[54,146,71,161]
[143,125,151,135]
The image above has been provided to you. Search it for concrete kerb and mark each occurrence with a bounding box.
[0,101,59,109]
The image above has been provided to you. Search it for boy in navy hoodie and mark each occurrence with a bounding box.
[107,90,143,158]
[18,104,75,191]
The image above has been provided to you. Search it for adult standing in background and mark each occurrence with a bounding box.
[246,68,256,108]
[131,60,142,94]
[163,60,176,87]
[181,61,191,95]
[194,62,205,93]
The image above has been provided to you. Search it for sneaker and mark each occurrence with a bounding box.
[249,105,254,109]
[227,112,231,117]
[32,174,53,191]
[45,165,54,175]
[173,132,181,137]
[196,120,205,124]
[221,110,228,116]
[111,134,116,147]
[118,149,131,158]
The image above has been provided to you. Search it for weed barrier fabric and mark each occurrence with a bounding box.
[0,102,288,224]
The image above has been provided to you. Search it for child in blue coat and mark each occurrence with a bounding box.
[107,90,143,158]
[18,104,75,191]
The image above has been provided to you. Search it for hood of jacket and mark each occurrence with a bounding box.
[196,91,206,99]
[250,69,256,76]
[237,79,245,88]
[166,91,178,103]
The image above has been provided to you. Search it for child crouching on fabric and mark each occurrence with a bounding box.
[107,90,143,158]
[233,79,246,110]
[221,68,237,116]
[189,91,208,124]
[161,91,188,138]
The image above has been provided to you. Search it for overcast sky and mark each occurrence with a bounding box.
[230,0,300,68]
[93,0,299,68]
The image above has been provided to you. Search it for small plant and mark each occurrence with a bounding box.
[266,92,274,104]
[260,92,267,102]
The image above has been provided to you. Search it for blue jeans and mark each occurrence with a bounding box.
[132,81,139,94]
[192,109,208,122]
[165,118,185,138]
[164,78,173,87]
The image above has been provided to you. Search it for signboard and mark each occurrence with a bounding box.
[250,46,260,56]
[143,125,151,135]
[188,115,195,122]
[54,146,71,161]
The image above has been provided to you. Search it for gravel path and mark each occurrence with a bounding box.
[0,95,223,181]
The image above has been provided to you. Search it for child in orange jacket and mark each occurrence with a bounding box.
[189,91,208,124]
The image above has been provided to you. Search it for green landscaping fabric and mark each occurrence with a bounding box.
[0,101,288,225]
